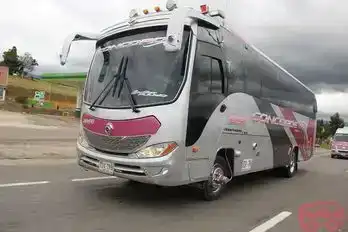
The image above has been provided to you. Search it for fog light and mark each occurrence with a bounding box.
[162,168,169,175]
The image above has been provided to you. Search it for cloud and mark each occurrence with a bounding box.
[316,91,348,121]
[1,0,348,116]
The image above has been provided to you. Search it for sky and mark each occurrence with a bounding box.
[0,0,347,119]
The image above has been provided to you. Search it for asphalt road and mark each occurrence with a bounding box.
[0,152,347,232]
[0,111,78,142]
[0,124,78,143]
[0,111,79,159]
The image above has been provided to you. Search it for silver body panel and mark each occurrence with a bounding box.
[77,21,197,185]
[185,93,273,182]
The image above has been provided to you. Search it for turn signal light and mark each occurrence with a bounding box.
[192,146,200,153]
[154,6,161,12]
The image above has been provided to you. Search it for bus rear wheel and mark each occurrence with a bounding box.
[281,150,298,178]
[202,156,229,201]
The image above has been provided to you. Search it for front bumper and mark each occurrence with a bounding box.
[331,150,348,158]
[76,142,190,186]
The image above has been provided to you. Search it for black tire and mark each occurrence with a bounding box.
[281,150,298,178]
[331,154,336,159]
[202,156,229,201]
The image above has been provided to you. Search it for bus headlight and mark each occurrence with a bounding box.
[132,142,178,159]
[331,145,338,152]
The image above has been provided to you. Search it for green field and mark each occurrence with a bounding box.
[1,76,79,112]
[320,143,330,150]
[7,76,78,98]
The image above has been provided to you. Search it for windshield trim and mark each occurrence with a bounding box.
[83,25,194,110]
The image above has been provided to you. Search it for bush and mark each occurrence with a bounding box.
[15,96,28,104]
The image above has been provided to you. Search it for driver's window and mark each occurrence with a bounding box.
[191,54,224,94]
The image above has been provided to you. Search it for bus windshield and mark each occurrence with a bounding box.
[84,27,191,109]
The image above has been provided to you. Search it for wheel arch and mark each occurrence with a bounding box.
[216,148,234,178]
[293,146,299,162]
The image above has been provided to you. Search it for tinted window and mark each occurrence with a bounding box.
[245,64,261,97]
[222,30,246,94]
[211,59,223,93]
[192,55,223,94]
[193,55,210,93]
[260,63,314,116]
[197,26,222,46]
[186,39,225,147]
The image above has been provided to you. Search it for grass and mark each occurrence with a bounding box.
[2,76,80,113]
[320,143,330,150]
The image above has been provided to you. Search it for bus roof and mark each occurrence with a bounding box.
[98,5,315,101]
[101,8,315,98]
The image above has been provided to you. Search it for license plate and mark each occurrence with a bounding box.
[98,161,114,175]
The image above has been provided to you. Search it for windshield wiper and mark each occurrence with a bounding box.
[89,56,125,111]
[116,57,140,113]
[89,56,140,113]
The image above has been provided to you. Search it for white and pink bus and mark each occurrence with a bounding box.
[60,1,317,200]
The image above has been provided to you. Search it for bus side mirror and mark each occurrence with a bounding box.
[60,32,99,66]
[164,7,220,52]
[313,103,318,113]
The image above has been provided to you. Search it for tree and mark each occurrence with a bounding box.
[1,46,20,75]
[1,47,39,76]
[18,52,39,74]
[316,119,325,141]
[316,119,331,143]
[328,112,345,136]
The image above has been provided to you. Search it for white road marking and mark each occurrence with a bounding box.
[71,176,117,182]
[249,211,292,232]
[0,181,50,188]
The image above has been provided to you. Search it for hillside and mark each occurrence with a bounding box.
[2,76,79,114]
[7,76,77,98]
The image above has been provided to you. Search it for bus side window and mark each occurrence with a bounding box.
[192,55,224,94]
[211,58,224,94]
[222,33,246,94]
[192,55,210,93]
[313,102,318,113]
[227,62,245,94]
[244,52,261,98]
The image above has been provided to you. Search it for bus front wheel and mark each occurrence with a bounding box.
[202,156,229,201]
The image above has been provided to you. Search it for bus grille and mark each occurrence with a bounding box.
[84,129,150,153]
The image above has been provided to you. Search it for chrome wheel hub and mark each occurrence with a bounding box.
[211,165,224,193]
[289,153,296,173]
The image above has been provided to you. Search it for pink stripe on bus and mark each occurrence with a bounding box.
[82,113,161,136]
